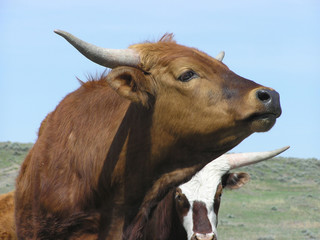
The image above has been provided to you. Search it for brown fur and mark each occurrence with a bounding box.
[15,35,280,239]
[144,189,188,240]
[0,191,16,240]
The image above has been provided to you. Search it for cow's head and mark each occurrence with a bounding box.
[176,147,289,240]
[54,30,282,157]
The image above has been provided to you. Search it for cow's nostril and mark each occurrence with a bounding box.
[257,90,271,102]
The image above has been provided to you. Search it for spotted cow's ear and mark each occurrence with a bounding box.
[106,66,154,107]
[222,172,250,189]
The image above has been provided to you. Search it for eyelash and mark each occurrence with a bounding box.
[178,70,199,82]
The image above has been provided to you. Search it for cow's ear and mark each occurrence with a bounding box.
[222,172,250,189]
[106,66,154,107]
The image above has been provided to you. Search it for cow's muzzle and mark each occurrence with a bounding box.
[192,232,216,240]
[247,88,282,132]
[256,89,281,117]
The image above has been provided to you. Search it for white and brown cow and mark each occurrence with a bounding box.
[144,147,289,240]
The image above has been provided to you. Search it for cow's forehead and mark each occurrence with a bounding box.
[130,40,226,72]
[179,159,229,203]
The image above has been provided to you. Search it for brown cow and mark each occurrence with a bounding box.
[144,147,289,240]
[0,191,16,240]
[15,31,282,240]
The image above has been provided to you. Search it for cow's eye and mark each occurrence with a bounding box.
[178,70,199,82]
[176,194,182,201]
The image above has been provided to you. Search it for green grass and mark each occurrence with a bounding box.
[0,142,319,239]
[0,141,32,193]
[218,157,320,240]
[0,142,33,168]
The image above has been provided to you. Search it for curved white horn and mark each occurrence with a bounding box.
[227,146,290,169]
[54,29,140,69]
[215,51,225,61]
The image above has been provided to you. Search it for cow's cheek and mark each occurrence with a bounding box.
[181,210,194,240]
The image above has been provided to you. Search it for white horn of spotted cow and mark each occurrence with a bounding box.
[54,29,140,69]
[215,51,225,61]
[227,146,290,169]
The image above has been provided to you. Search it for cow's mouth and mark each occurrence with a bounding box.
[246,112,278,132]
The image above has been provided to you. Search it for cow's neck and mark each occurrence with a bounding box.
[97,98,229,238]
[96,102,155,237]
[116,106,227,239]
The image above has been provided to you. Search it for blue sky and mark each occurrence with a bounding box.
[1,0,319,158]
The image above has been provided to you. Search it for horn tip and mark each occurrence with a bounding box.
[54,29,68,38]
[54,29,62,34]
[216,51,225,61]
[279,145,290,153]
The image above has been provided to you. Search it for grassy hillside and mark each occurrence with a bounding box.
[219,156,320,240]
[0,142,33,194]
[0,142,319,239]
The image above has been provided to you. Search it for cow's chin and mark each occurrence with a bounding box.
[249,114,277,132]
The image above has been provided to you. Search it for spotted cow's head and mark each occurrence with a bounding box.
[175,147,289,240]
[177,169,249,240]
